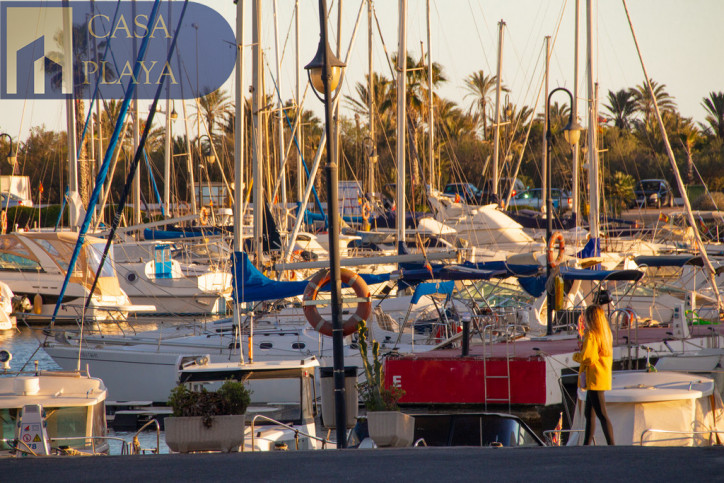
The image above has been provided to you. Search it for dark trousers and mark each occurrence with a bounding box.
[584,390,615,445]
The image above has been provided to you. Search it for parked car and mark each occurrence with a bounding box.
[508,188,572,212]
[0,193,33,208]
[634,179,673,208]
[480,178,525,204]
[442,183,484,204]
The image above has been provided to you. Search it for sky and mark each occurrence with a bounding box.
[1,0,723,142]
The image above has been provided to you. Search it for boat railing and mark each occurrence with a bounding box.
[249,414,333,451]
[413,438,428,447]
[639,428,724,446]
[611,307,638,369]
[129,418,161,454]
[542,429,589,446]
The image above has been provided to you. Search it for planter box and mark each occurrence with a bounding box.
[165,415,246,453]
[367,411,415,447]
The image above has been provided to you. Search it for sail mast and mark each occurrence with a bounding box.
[492,20,504,202]
[396,0,407,248]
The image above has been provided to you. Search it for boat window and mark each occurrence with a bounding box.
[87,243,116,278]
[45,406,89,449]
[35,239,69,271]
[92,402,106,439]
[0,237,42,271]
[291,342,306,350]
[259,342,273,349]
[0,408,19,450]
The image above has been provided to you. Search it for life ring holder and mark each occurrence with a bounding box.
[547,231,565,268]
[302,268,372,337]
[199,207,209,226]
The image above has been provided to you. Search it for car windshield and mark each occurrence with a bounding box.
[639,181,663,191]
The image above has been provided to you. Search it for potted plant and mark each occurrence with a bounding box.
[357,321,414,447]
[165,380,251,453]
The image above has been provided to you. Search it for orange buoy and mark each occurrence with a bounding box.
[547,231,565,268]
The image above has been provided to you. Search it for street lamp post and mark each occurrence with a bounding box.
[545,87,582,336]
[305,0,348,448]
[0,134,17,167]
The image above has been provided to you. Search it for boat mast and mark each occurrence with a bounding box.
[572,0,581,224]
[63,2,78,228]
[234,0,246,364]
[273,0,286,211]
[396,0,407,248]
[252,0,263,265]
[368,0,375,196]
[542,35,550,215]
[132,0,141,229]
[585,0,600,241]
[296,0,303,201]
[163,1,172,219]
[492,20,504,203]
[426,0,434,190]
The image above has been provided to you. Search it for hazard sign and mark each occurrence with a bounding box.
[33,434,41,442]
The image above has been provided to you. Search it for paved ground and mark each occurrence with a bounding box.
[3,446,724,482]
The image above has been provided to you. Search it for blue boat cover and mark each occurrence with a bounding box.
[411,281,455,305]
[633,255,703,267]
[231,252,391,303]
[577,237,601,258]
[559,267,643,282]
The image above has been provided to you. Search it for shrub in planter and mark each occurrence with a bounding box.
[357,320,404,412]
[168,380,251,427]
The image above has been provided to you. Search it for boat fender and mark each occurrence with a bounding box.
[547,231,565,267]
[554,275,565,310]
[33,293,43,315]
[302,268,372,337]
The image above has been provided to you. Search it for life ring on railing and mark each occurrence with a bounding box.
[547,231,565,267]
[303,268,372,337]
[0,210,6,234]
[361,202,371,220]
[199,207,209,226]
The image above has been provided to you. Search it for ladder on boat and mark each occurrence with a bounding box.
[482,324,514,412]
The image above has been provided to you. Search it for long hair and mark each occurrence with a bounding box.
[584,305,613,356]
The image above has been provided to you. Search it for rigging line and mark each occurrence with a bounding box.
[466,0,491,72]
[82,0,189,314]
[50,0,167,327]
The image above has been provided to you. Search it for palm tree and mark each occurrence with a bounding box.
[195,88,233,140]
[701,91,724,139]
[603,89,636,130]
[632,79,677,125]
[463,70,508,140]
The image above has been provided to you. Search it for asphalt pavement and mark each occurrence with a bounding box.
[3,446,724,482]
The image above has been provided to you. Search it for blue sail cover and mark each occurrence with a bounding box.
[411,281,455,304]
[577,237,601,258]
[231,252,391,303]
[559,267,643,282]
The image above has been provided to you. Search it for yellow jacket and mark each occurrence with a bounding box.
[573,333,612,391]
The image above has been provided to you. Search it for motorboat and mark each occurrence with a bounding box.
[168,356,328,452]
[567,371,724,446]
[0,282,16,331]
[0,350,109,455]
[0,232,153,323]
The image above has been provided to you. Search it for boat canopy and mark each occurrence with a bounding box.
[559,267,644,282]
[231,252,390,303]
[411,281,455,305]
[633,255,704,268]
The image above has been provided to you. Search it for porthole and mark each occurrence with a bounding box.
[126,272,138,283]
[259,342,273,349]
[291,342,306,350]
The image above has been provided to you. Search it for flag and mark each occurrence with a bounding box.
[39,182,44,195]
[551,412,563,446]
[454,193,461,203]
[658,213,669,223]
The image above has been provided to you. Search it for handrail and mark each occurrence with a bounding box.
[640,428,724,446]
[131,418,161,454]
[249,414,333,452]
[543,429,587,446]
[413,438,428,447]
[48,435,128,455]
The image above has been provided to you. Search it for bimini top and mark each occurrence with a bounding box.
[633,255,704,268]
[178,357,320,383]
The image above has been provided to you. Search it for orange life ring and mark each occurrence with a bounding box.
[547,231,565,267]
[199,207,209,226]
[303,268,372,337]
[361,202,371,220]
[0,210,6,233]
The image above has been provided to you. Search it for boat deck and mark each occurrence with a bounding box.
[385,326,722,406]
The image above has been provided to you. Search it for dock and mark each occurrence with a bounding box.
[2,447,721,481]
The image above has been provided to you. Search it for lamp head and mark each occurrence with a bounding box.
[563,117,583,146]
[305,35,346,95]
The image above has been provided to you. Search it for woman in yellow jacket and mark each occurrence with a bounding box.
[573,305,615,445]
